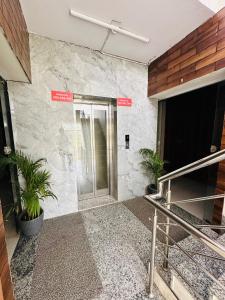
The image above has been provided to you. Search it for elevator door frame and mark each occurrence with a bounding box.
[74,101,113,201]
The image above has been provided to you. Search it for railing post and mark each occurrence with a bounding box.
[163,179,171,269]
[149,208,158,298]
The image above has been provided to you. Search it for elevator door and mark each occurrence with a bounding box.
[74,104,110,200]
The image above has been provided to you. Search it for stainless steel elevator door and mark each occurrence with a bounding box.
[74,104,110,200]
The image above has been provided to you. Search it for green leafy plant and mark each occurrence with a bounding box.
[139,148,164,187]
[0,151,57,220]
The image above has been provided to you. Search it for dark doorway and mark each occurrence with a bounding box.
[0,79,19,259]
[0,81,15,216]
[161,82,225,222]
[0,109,13,216]
[164,85,217,173]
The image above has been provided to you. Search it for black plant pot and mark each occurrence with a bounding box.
[146,184,158,194]
[18,209,44,236]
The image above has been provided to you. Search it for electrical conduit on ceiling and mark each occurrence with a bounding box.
[69,9,152,65]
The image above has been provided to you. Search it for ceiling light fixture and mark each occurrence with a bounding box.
[70,9,150,43]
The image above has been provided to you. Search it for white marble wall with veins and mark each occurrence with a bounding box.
[8,34,157,219]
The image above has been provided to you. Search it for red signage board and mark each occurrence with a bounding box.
[51,90,73,102]
[117,98,132,107]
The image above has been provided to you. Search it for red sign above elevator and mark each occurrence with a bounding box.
[51,90,73,102]
[117,98,132,106]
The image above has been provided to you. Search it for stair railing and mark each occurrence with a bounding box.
[153,149,225,268]
[145,195,225,299]
[145,149,225,298]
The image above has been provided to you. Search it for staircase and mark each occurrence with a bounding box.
[144,149,225,300]
[154,228,225,300]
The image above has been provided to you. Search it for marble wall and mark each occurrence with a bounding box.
[7,34,157,219]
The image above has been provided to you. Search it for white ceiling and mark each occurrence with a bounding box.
[198,0,225,13]
[0,29,28,82]
[20,0,222,64]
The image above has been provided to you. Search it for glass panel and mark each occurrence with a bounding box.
[75,108,93,196]
[94,109,108,190]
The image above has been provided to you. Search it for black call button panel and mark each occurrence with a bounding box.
[125,134,129,149]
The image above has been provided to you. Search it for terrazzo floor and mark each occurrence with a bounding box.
[11,199,166,300]
[78,195,117,211]
[11,196,209,300]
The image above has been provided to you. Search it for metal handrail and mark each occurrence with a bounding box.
[157,225,225,292]
[163,194,225,206]
[145,150,225,298]
[155,247,203,300]
[145,195,225,298]
[156,241,225,262]
[145,195,225,258]
[195,224,225,230]
[158,149,225,183]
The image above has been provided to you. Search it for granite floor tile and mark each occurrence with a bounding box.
[81,203,156,299]
[11,201,166,300]
[30,213,102,300]
[79,195,116,211]
[11,235,38,300]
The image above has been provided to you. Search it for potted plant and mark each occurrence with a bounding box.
[139,148,164,194]
[0,151,57,236]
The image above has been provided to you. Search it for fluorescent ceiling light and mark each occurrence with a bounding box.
[70,9,150,43]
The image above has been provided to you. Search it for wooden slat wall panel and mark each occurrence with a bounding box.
[148,7,225,96]
[0,205,14,300]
